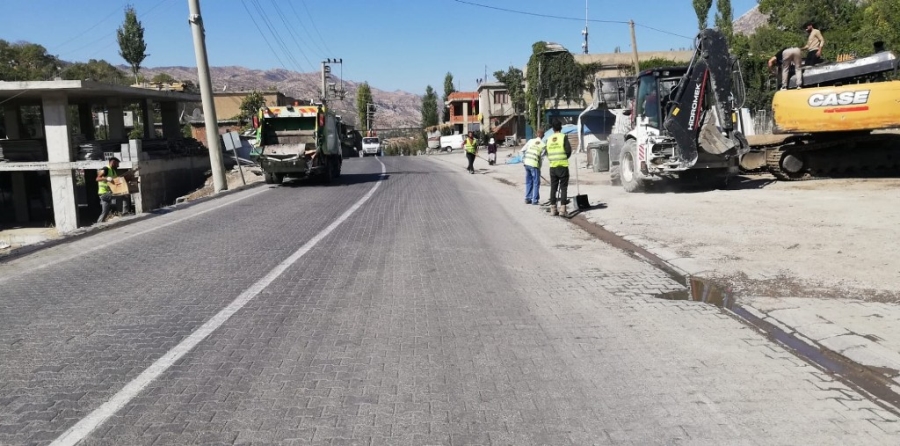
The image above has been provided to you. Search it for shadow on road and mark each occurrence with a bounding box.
[279,173,389,188]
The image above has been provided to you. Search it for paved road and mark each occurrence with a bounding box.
[1,156,897,445]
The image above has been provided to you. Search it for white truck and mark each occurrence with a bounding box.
[361,136,381,156]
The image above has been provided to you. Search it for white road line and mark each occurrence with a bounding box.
[50,159,386,446]
[0,187,267,284]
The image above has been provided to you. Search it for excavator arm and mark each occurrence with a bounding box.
[663,29,748,166]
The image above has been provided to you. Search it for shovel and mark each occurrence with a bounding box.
[570,148,590,212]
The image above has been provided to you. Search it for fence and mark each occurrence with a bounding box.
[752,109,775,135]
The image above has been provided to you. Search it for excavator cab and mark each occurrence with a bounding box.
[633,70,687,130]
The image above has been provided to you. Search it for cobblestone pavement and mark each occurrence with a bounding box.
[0,156,898,445]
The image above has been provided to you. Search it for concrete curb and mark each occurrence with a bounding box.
[0,181,265,264]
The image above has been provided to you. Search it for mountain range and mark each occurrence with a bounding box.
[138,65,423,128]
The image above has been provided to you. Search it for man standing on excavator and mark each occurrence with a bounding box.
[802,21,825,66]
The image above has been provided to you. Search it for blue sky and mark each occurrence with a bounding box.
[2,0,758,94]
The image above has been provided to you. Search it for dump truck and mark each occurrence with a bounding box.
[252,104,342,184]
[337,120,362,159]
[739,49,900,179]
[609,29,750,192]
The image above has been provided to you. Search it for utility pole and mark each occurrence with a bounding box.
[188,0,226,192]
[582,0,589,54]
[321,61,328,102]
[629,20,640,75]
[320,58,343,103]
[536,60,542,132]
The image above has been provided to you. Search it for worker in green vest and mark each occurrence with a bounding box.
[546,120,572,216]
[463,131,478,174]
[520,129,545,204]
[95,157,120,224]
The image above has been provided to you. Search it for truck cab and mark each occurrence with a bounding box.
[361,137,381,156]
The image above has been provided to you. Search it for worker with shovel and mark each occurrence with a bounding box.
[546,120,572,216]
[521,129,545,204]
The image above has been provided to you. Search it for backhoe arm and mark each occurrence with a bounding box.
[664,29,746,165]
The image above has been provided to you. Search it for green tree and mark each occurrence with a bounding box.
[421,85,439,128]
[117,5,148,84]
[150,72,176,84]
[757,0,864,55]
[693,0,713,30]
[442,72,456,122]
[356,82,373,132]
[524,42,598,130]
[493,66,526,116]
[61,59,126,83]
[715,0,734,43]
[235,91,266,123]
[856,0,900,53]
[181,80,198,93]
[0,40,61,81]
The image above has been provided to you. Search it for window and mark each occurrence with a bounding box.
[635,76,659,128]
[493,91,509,104]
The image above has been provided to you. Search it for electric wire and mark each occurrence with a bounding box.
[452,0,693,41]
[52,7,121,51]
[240,0,290,71]
[59,0,176,59]
[284,1,328,58]
[85,0,179,60]
[248,0,309,72]
[296,0,333,54]
[268,0,318,67]
[247,0,306,72]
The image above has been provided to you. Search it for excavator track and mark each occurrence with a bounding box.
[764,133,900,181]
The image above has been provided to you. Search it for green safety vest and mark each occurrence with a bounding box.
[464,137,477,154]
[97,166,117,195]
[546,135,568,168]
[523,139,543,168]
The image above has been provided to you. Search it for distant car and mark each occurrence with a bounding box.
[439,134,464,153]
[361,137,381,156]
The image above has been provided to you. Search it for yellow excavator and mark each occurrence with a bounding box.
[741,49,900,180]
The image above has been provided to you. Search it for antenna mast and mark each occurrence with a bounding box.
[581,0,589,54]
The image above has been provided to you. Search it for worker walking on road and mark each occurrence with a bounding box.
[546,120,572,216]
[487,138,498,165]
[802,21,825,66]
[463,131,477,174]
[520,130,545,205]
[769,47,803,89]
[95,157,119,224]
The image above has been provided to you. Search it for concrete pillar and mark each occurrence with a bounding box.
[10,172,29,223]
[3,105,20,139]
[160,101,181,139]
[106,99,126,141]
[463,102,469,134]
[3,105,28,223]
[77,103,95,140]
[42,92,78,233]
[140,99,153,139]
